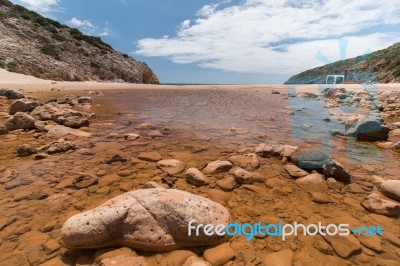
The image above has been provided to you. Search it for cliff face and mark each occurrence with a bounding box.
[285,42,400,84]
[0,0,159,84]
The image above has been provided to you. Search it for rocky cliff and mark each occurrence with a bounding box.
[0,0,159,84]
[285,42,400,84]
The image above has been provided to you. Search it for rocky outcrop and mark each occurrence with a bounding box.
[61,189,231,251]
[0,2,159,83]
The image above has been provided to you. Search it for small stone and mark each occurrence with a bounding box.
[322,234,361,258]
[314,240,334,255]
[203,243,236,266]
[379,180,400,201]
[228,153,260,169]
[157,159,185,175]
[94,247,136,263]
[203,160,232,174]
[309,192,333,204]
[326,178,343,189]
[42,239,60,254]
[0,125,8,135]
[138,152,162,162]
[186,168,209,186]
[17,144,37,157]
[284,164,308,178]
[46,141,76,154]
[361,193,400,216]
[322,159,351,182]
[41,220,57,233]
[216,176,237,191]
[124,133,140,141]
[105,154,128,164]
[5,112,36,131]
[143,182,164,189]
[356,235,382,253]
[233,168,254,184]
[164,250,197,266]
[383,232,400,247]
[72,174,98,188]
[183,256,211,266]
[295,172,328,192]
[137,123,156,130]
[262,249,294,266]
[100,255,148,266]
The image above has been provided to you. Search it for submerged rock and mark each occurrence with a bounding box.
[292,150,329,170]
[61,188,231,251]
[345,118,389,141]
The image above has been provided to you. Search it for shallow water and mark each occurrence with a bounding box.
[0,88,399,265]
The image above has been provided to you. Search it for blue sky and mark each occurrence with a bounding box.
[10,0,400,84]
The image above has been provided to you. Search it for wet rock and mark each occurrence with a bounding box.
[47,125,91,138]
[138,152,162,162]
[61,188,230,251]
[0,125,8,135]
[186,168,209,186]
[52,110,90,129]
[284,164,308,178]
[0,88,25,99]
[203,160,232,174]
[216,176,237,191]
[72,174,98,188]
[34,153,50,160]
[322,159,351,182]
[157,159,185,175]
[46,141,76,154]
[379,180,400,201]
[233,168,254,184]
[262,249,294,266]
[105,154,128,164]
[100,255,148,266]
[345,118,390,141]
[17,144,37,157]
[291,150,329,170]
[5,112,36,131]
[228,153,260,169]
[124,133,140,141]
[361,193,400,216]
[9,99,39,115]
[76,96,93,104]
[322,234,361,258]
[295,172,328,192]
[203,243,236,266]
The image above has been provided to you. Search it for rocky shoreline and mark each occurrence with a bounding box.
[0,86,399,266]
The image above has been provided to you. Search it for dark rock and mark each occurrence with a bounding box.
[345,118,389,141]
[0,125,8,135]
[322,159,351,183]
[291,150,329,170]
[9,99,39,115]
[0,88,25,99]
[5,112,36,131]
[17,144,37,157]
[76,96,93,104]
[105,154,128,164]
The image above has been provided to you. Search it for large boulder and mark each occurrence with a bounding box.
[345,118,390,141]
[4,112,36,131]
[61,188,231,252]
[0,88,25,99]
[9,99,39,115]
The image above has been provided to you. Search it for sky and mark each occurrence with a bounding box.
[9,0,400,84]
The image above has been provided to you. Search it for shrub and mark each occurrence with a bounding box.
[0,0,13,7]
[122,53,129,58]
[52,33,66,42]
[7,60,17,72]
[393,66,400,77]
[40,44,60,60]
[90,62,100,69]
[0,60,5,68]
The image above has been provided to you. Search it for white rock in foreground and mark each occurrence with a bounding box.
[61,188,230,251]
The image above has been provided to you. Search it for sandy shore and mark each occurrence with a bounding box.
[2,69,400,93]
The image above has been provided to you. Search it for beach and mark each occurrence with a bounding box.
[1,69,400,265]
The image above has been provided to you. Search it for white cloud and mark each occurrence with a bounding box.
[67,17,110,37]
[11,0,60,14]
[136,0,400,75]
